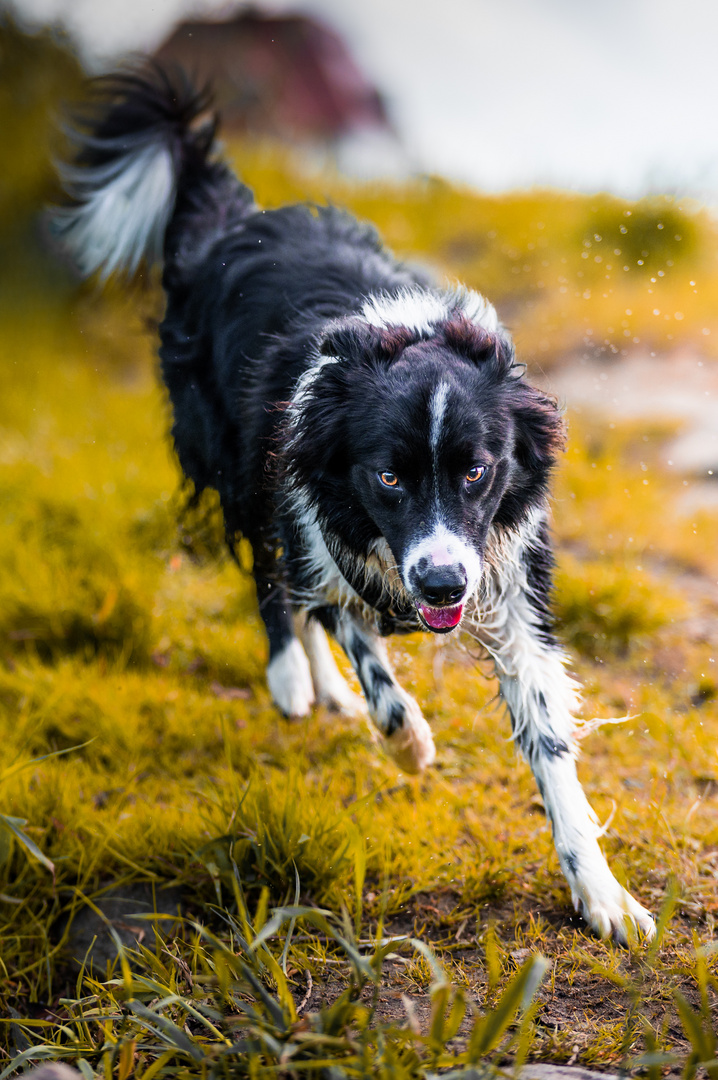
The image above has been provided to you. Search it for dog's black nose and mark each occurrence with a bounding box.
[417,565,467,606]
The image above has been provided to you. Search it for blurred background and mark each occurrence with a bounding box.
[14,0,718,195]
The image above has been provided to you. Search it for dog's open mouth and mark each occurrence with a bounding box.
[418,603,464,632]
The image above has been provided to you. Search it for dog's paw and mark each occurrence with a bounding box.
[382,693,436,774]
[573,880,656,945]
[267,639,315,718]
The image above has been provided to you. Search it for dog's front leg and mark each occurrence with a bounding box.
[255,571,315,718]
[298,614,367,717]
[313,607,436,774]
[480,522,655,943]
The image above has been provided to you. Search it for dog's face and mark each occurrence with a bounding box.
[347,353,513,631]
[287,313,564,631]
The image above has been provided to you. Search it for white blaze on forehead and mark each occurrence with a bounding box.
[429,381,450,456]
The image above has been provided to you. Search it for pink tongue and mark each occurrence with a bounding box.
[419,603,464,630]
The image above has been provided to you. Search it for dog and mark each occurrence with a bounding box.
[54,66,655,943]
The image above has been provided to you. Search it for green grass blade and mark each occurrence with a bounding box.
[126,1001,205,1062]
[0,816,54,875]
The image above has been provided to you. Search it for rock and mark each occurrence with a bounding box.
[20,1065,83,1080]
[520,1066,621,1080]
[539,350,718,484]
[63,882,183,972]
[20,1060,622,1080]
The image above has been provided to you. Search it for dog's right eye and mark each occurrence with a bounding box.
[378,471,399,488]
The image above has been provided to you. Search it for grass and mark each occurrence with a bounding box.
[2,27,718,1072]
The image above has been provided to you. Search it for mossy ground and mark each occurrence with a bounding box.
[2,116,718,1075]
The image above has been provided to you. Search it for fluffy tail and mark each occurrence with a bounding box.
[53,65,252,280]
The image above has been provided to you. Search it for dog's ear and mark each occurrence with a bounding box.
[319,318,420,365]
[494,383,565,529]
[511,383,566,474]
[442,313,514,373]
[319,320,379,363]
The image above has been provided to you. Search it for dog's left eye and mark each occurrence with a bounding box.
[466,466,487,483]
[379,471,399,488]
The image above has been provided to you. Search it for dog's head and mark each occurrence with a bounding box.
[285,289,565,632]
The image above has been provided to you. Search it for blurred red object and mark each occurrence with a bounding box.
[154,9,391,143]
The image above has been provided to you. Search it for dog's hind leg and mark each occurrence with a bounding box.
[312,607,436,774]
[256,575,315,718]
[299,615,367,717]
[479,516,655,944]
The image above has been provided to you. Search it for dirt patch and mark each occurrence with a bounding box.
[537,349,718,495]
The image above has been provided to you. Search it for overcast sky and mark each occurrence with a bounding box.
[15,0,718,197]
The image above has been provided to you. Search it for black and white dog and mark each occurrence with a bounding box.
[55,67,655,942]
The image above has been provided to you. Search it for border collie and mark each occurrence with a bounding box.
[54,66,655,943]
